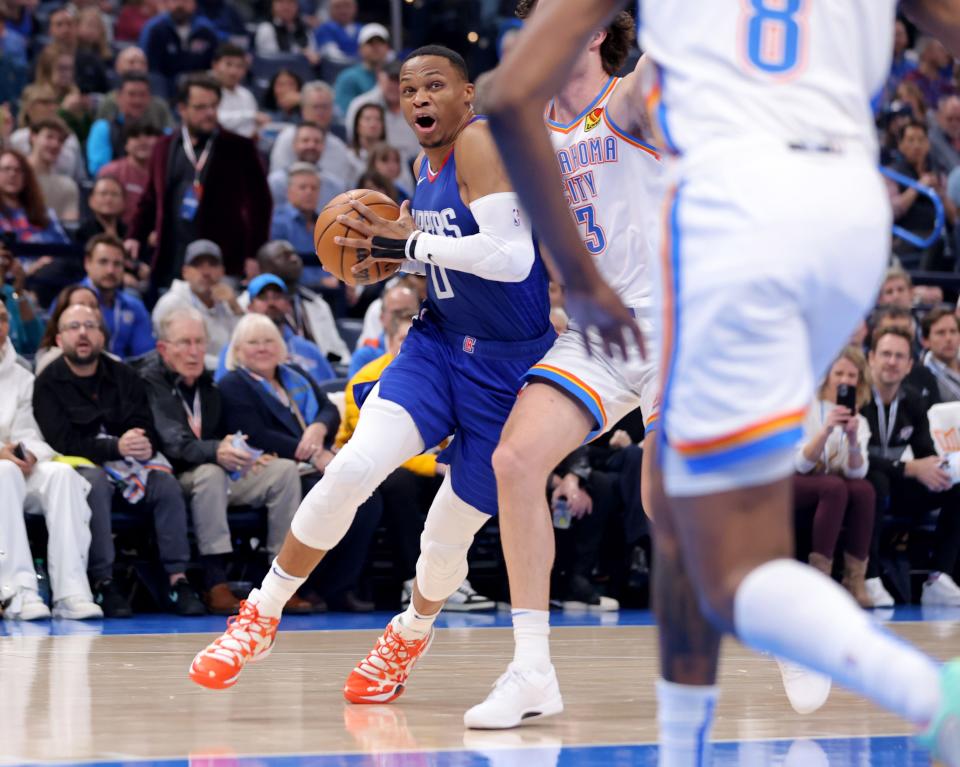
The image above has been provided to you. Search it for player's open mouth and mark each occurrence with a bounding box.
[414,115,437,135]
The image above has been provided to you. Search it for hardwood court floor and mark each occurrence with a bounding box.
[2,617,957,765]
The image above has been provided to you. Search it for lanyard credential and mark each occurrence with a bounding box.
[177,385,202,439]
[873,388,899,453]
[181,126,212,202]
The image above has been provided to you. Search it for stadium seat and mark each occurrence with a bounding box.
[251,53,317,100]
[336,317,364,351]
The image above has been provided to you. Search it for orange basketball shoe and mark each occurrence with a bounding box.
[343,618,434,704]
[189,595,279,690]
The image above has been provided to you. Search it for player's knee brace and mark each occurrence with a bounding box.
[415,475,490,602]
[291,391,424,551]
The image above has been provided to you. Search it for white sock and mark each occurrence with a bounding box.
[735,559,942,725]
[395,603,439,640]
[512,609,551,672]
[252,558,306,618]
[656,679,717,767]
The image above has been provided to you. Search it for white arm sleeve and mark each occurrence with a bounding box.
[409,192,535,282]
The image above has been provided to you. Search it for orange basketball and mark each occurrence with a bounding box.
[314,189,403,286]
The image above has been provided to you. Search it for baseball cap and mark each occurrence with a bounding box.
[248,273,288,299]
[184,239,222,265]
[359,23,389,46]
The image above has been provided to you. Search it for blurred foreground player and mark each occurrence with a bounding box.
[189,45,554,703]
[465,1,663,729]
[485,0,960,764]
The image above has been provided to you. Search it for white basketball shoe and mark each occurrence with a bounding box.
[775,657,832,715]
[464,663,564,729]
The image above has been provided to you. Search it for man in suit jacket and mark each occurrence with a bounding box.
[127,73,272,288]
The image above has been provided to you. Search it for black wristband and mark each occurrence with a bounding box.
[370,235,406,258]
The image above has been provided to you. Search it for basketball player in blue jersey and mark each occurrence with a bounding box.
[188,45,555,705]
[485,1,960,765]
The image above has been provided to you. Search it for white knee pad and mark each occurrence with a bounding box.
[291,387,425,551]
[416,474,490,602]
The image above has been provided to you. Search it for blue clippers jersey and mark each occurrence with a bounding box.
[412,137,550,343]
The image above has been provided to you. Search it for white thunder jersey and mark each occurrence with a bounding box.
[527,77,662,439]
[546,76,661,310]
[639,0,897,157]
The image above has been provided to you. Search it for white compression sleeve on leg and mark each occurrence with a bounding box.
[734,558,942,725]
[415,473,490,602]
[408,193,535,282]
[290,386,425,551]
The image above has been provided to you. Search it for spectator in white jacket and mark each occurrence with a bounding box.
[211,43,264,139]
[0,302,102,620]
[794,345,876,608]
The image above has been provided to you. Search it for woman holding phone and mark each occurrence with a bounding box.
[794,346,876,608]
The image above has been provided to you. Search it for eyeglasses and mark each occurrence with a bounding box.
[169,338,206,350]
[59,320,102,333]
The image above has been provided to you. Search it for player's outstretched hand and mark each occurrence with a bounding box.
[335,200,416,274]
[565,279,645,361]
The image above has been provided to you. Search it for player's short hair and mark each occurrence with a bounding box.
[921,305,960,339]
[871,325,914,352]
[515,0,635,76]
[403,45,469,81]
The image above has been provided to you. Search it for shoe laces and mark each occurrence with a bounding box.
[204,600,277,667]
[355,624,423,683]
[486,664,542,701]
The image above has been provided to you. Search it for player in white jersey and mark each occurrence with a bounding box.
[464,2,663,730]
[484,0,960,764]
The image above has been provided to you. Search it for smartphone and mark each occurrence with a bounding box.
[836,383,857,412]
[11,442,26,460]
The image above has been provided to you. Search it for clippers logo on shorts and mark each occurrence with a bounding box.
[463,336,477,354]
[584,107,603,132]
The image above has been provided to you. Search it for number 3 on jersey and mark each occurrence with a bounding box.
[574,204,607,256]
[743,0,804,75]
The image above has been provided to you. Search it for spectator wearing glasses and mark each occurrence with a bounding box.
[142,308,305,614]
[127,74,272,288]
[863,327,960,607]
[151,239,242,370]
[33,303,205,617]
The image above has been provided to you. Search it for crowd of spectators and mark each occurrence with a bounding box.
[6,4,960,621]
